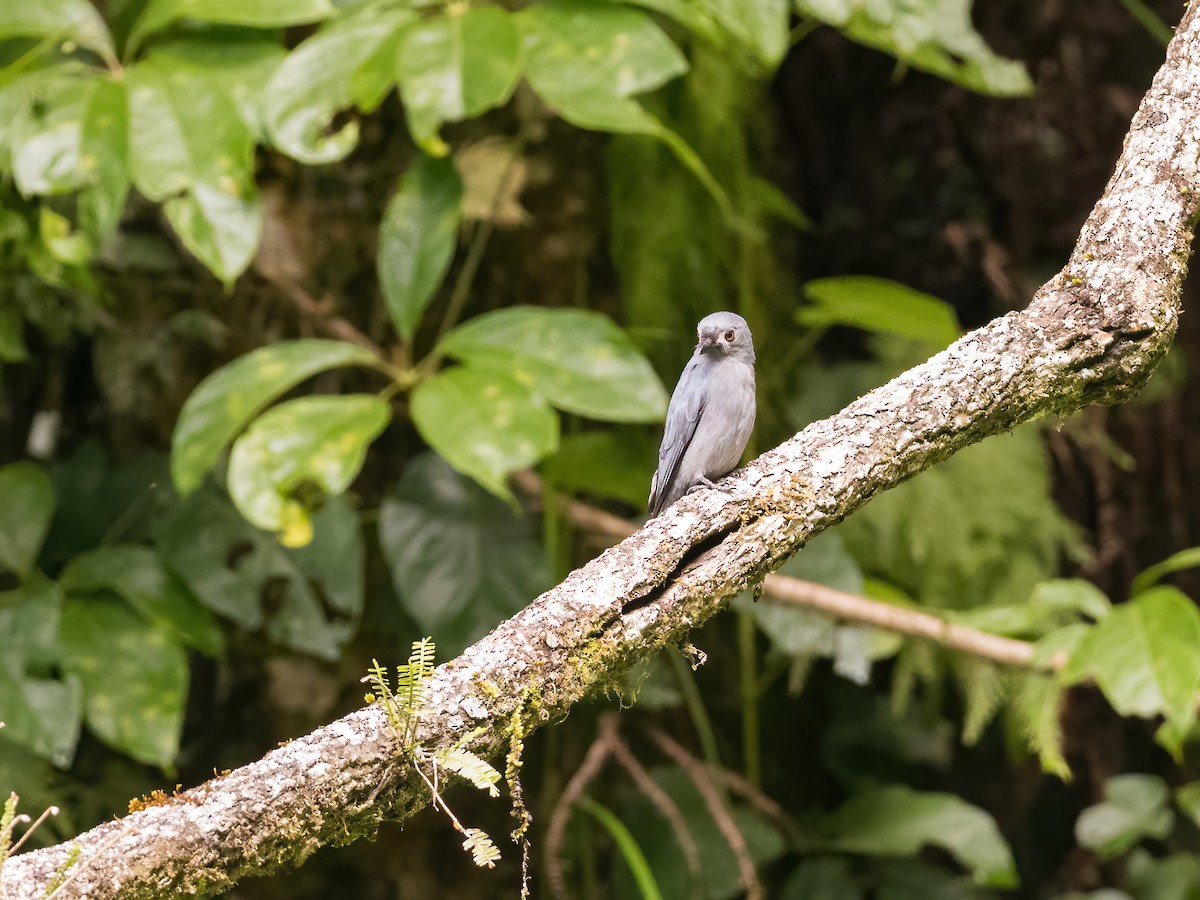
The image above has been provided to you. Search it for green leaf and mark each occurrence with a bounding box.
[264,5,415,164]
[126,55,260,282]
[128,0,332,55]
[780,858,863,900]
[696,0,788,65]
[411,365,558,502]
[59,598,188,769]
[157,490,364,659]
[798,277,961,347]
[441,306,668,422]
[825,784,1017,888]
[1075,774,1173,859]
[11,73,128,242]
[1062,586,1200,753]
[0,461,54,579]
[378,453,549,655]
[150,35,288,138]
[60,545,223,656]
[377,155,462,341]
[227,395,390,547]
[0,664,83,770]
[1126,850,1200,900]
[521,0,687,107]
[520,0,730,212]
[1131,546,1200,597]
[0,0,114,60]
[0,578,81,768]
[395,7,523,155]
[170,339,381,496]
[795,0,1033,97]
[539,428,658,508]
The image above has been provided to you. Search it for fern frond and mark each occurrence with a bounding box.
[461,828,501,868]
[437,748,502,798]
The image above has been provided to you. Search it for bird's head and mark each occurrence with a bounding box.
[696,311,755,363]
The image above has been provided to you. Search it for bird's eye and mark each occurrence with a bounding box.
[724,328,736,342]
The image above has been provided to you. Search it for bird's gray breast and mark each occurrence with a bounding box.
[679,355,756,481]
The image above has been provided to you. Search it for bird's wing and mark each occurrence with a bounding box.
[648,357,707,516]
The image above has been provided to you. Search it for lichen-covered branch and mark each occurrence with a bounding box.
[7,7,1200,897]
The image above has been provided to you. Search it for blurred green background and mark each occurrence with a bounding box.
[2,0,1199,896]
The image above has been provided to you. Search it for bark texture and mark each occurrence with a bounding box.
[6,8,1200,898]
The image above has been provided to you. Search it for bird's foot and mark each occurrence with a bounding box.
[686,476,722,495]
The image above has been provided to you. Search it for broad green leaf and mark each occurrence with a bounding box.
[1076,774,1173,859]
[521,1,687,107]
[615,765,786,900]
[395,7,523,155]
[11,74,128,241]
[157,491,364,659]
[126,55,260,282]
[170,339,381,495]
[151,35,288,138]
[61,545,222,655]
[227,395,390,547]
[128,0,332,55]
[411,365,558,501]
[0,575,63,660]
[1127,850,1200,900]
[264,5,415,164]
[379,453,549,655]
[377,155,462,340]
[59,598,188,768]
[1131,546,1200,597]
[798,277,961,347]
[519,1,729,210]
[539,428,658,508]
[0,0,114,60]
[0,664,83,770]
[441,307,668,422]
[826,784,1017,888]
[0,461,54,579]
[0,577,80,768]
[795,0,1033,97]
[1062,586,1200,754]
[696,0,788,65]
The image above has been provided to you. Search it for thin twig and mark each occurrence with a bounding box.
[649,730,763,900]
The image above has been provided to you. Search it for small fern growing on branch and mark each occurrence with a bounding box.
[363,640,503,869]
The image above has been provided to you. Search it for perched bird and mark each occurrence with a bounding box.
[648,311,756,518]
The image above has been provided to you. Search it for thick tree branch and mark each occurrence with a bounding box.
[513,469,1045,669]
[7,9,1200,897]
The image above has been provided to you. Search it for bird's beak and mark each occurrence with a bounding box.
[698,334,716,350]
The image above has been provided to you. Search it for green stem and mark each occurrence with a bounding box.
[738,610,761,788]
[577,799,663,900]
[666,651,721,772]
[1114,0,1174,46]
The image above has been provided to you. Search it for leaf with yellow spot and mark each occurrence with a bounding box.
[411,366,557,502]
[227,394,391,546]
[441,306,667,423]
[59,598,188,770]
[171,339,382,496]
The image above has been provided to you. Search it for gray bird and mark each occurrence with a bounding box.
[648,311,756,518]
